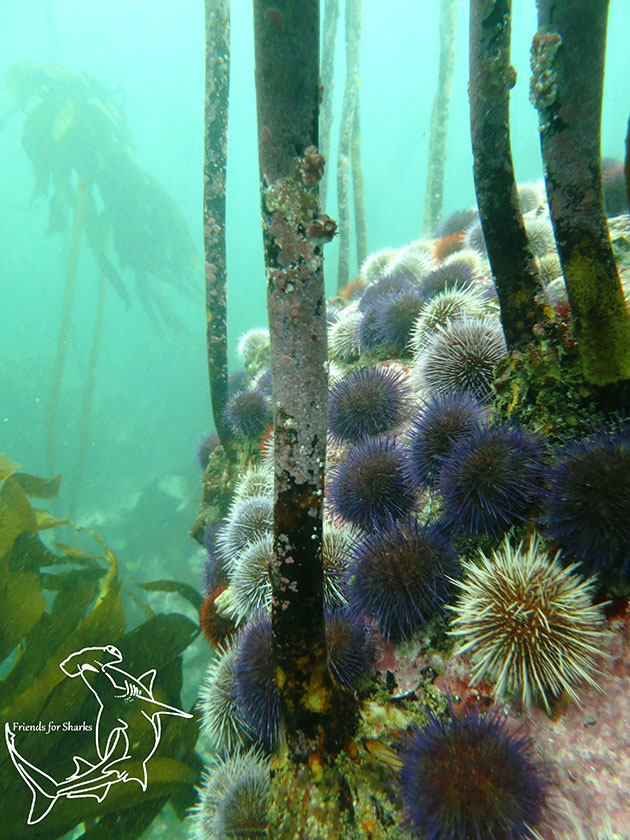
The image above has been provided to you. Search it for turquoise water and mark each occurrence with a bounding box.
[1,1,628,515]
[1,2,629,838]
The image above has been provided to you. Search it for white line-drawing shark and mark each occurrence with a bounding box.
[5,645,193,825]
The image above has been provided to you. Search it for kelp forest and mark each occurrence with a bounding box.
[2,1,630,838]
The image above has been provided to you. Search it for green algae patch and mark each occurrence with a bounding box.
[0,455,201,839]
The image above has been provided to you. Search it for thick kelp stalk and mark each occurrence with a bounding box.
[203,0,234,455]
[423,0,457,233]
[253,0,357,767]
[336,0,363,293]
[532,0,630,387]
[319,0,339,210]
[469,0,540,349]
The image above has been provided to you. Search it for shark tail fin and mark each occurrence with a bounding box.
[5,724,58,825]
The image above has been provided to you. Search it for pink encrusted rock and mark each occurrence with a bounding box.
[525,614,630,838]
[430,611,630,837]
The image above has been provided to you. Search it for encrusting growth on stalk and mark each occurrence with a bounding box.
[253,1,358,773]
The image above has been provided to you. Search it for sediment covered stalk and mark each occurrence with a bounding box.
[423,0,457,234]
[351,72,367,269]
[203,0,233,455]
[336,0,363,293]
[253,0,358,759]
[532,0,630,386]
[319,0,339,211]
[469,0,540,349]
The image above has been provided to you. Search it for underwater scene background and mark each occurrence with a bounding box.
[1,0,630,838]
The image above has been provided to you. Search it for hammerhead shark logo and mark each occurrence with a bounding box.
[4,645,193,825]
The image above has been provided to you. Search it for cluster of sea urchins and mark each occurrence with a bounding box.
[191,214,628,838]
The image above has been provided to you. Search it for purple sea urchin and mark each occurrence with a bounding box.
[463,218,488,258]
[415,316,507,399]
[448,536,607,711]
[234,615,281,747]
[433,206,479,239]
[377,290,426,354]
[358,272,416,311]
[438,423,546,539]
[190,747,269,840]
[399,707,549,840]
[544,424,630,577]
[358,303,387,351]
[420,259,477,300]
[404,391,487,488]
[346,516,456,641]
[196,433,219,470]
[225,389,271,437]
[329,436,416,529]
[328,366,411,444]
[325,607,376,691]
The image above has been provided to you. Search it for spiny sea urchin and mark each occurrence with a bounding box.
[448,536,608,711]
[409,285,487,354]
[438,422,546,539]
[329,436,417,529]
[328,307,362,362]
[524,215,556,259]
[216,494,274,573]
[237,327,270,368]
[463,218,488,258]
[228,523,354,623]
[233,614,281,747]
[415,316,507,399]
[358,248,397,284]
[198,639,253,753]
[398,706,549,840]
[225,389,271,437]
[328,365,411,444]
[420,258,478,300]
[544,422,630,578]
[377,290,427,354]
[325,607,376,691]
[404,390,487,489]
[358,271,416,312]
[517,181,545,214]
[196,433,219,470]
[346,515,457,641]
[232,463,274,503]
[200,582,239,648]
[189,747,269,840]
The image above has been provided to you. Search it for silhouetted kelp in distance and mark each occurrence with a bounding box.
[2,62,201,515]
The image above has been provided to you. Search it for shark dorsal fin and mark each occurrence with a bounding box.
[137,669,157,695]
[71,755,94,776]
